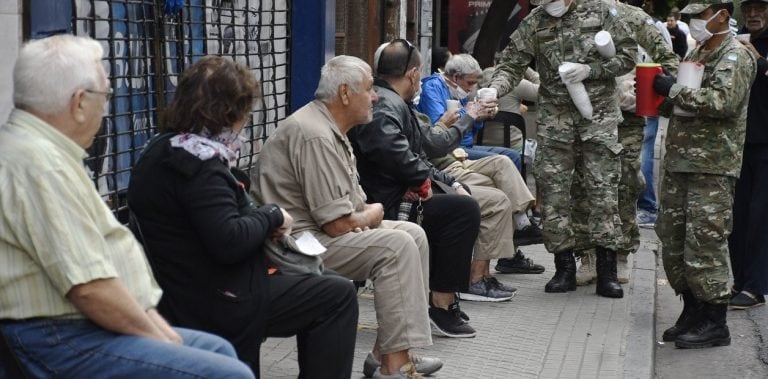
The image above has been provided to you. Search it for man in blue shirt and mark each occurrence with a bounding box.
[417,54,523,172]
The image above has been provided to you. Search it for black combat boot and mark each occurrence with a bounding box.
[595,247,623,298]
[545,251,576,293]
[675,302,731,349]
[662,291,701,341]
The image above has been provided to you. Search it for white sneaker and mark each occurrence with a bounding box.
[637,210,657,228]
[575,250,597,286]
[363,352,443,378]
[372,362,424,379]
[618,254,630,284]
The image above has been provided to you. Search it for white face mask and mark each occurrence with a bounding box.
[544,0,570,17]
[445,74,469,100]
[450,85,469,100]
[689,10,730,42]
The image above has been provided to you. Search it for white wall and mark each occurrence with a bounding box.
[0,1,21,122]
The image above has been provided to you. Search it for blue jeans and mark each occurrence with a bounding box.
[638,116,658,213]
[465,145,522,172]
[0,319,254,378]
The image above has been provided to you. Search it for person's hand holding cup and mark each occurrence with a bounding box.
[475,87,499,120]
[440,99,461,126]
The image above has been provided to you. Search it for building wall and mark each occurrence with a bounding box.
[336,0,372,62]
[335,0,426,68]
[419,0,433,77]
[0,1,22,122]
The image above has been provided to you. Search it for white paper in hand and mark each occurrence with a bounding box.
[294,231,327,256]
[558,63,593,120]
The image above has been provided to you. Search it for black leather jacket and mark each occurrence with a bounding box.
[349,78,474,219]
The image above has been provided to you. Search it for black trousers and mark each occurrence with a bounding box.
[260,272,358,379]
[420,193,481,293]
[729,144,768,295]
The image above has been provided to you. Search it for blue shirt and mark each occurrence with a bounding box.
[416,73,482,148]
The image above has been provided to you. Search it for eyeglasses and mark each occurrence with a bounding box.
[397,39,415,75]
[85,88,113,101]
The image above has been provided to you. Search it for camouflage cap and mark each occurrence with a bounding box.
[680,0,733,14]
[741,0,768,5]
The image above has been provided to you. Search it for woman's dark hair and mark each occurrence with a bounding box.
[160,55,260,135]
[431,47,451,74]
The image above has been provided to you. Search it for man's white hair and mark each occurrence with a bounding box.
[444,53,482,77]
[13,34,104,114]
[315,55,371,102]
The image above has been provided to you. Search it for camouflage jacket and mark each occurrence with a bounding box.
[490,0,637,110]
[664,36,756,177]
[616,3,679,74]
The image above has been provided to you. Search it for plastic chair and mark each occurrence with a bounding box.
[476,111,527,179]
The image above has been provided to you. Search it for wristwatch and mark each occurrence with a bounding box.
[451,181,463,190]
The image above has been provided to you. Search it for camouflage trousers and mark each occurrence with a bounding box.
[534,129,622,254]
[572,114,645,255]
[656,172,735,304]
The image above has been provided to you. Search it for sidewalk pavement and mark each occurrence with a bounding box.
[261,228,660,379]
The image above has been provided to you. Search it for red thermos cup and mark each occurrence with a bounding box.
[635,63,664,117]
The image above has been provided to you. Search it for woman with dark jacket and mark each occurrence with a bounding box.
[127,56,358,378]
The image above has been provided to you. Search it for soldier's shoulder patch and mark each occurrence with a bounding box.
[727,53,738,62]
[645,18,654,26]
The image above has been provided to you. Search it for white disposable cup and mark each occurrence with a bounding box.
[476,87,498,101]
[594,31,616,58]
[736,34,751,43]
[559,63,593,120]
[673,61,705,117]
[446,99,461,113]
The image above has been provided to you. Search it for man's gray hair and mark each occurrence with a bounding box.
[444,53,482,77]
[315,55,371,102]
[14,34,105,114]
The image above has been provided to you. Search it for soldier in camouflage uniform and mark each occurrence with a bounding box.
[652,0,756,349]
[572,0,680,286]
[490,0,636,298]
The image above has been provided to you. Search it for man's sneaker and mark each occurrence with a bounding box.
[363,352,443,378]
[617,254,630,284]
[484,276,518,294]
[513,224,544,246]
[458,277,516,302]
[429,302,477,338]
[371,361,424,379]
[495,249,546,274]
[730,291,766,310]
[637,210,657,228]
[575,250,597,286]
[530,209,542,227]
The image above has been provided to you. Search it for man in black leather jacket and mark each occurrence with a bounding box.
[350,40,513,338]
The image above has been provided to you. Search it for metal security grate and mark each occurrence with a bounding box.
[71,0,291,222]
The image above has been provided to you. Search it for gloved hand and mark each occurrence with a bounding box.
[653,71,676,97]
[560,62,591,84]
